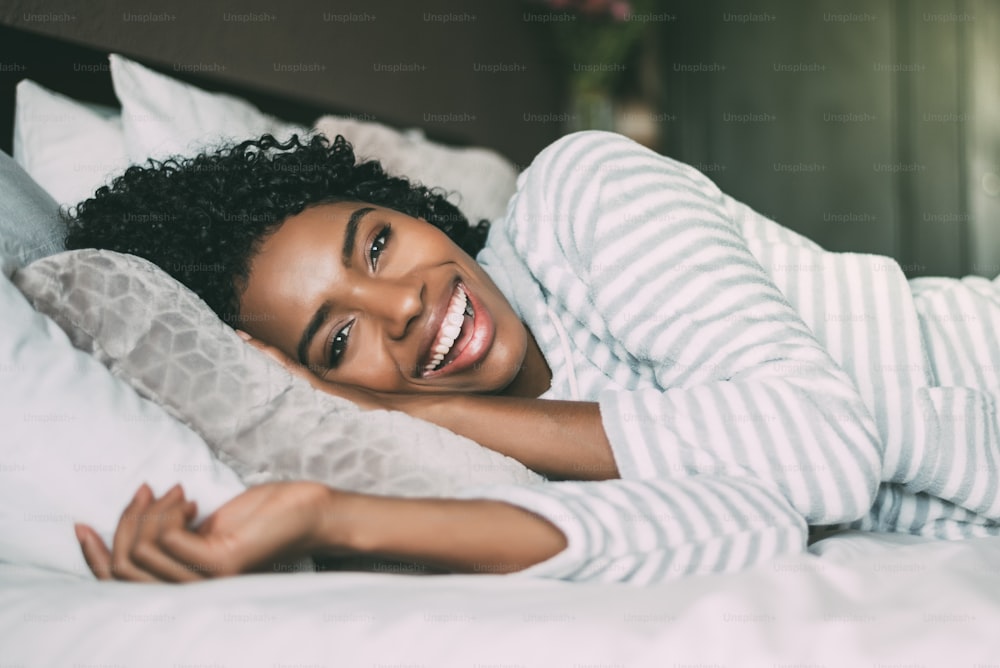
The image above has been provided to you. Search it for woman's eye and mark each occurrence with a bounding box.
[327,321,354,368]
[369,224,391,269]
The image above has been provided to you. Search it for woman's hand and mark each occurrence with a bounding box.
[75,481,348,583]
[76,482,568,583]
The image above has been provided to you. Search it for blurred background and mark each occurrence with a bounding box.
[1,0,997,277]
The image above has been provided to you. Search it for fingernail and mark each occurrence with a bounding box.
[74,524,87,543]
[235,329,251,341]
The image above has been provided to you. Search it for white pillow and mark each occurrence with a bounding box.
[109,54,306,162]
[315,116,519,225]
[12,80,131,207]
[108,53,518,225]
[0,150,65,276]
[0,269,246,577]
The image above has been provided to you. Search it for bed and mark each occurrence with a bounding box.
[2,18,1000,668]
[4,533,1000,667]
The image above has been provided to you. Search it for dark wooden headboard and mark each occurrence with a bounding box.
[0,23,366,157]
[0,1,568,165]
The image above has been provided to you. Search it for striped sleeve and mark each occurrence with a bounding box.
[459,131,887,583]
[456,475,807,584]
[508,131,884,526]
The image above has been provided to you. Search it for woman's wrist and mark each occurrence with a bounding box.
[381,391,461,427]
[390,392,619,481]
[309,486,374,556]
[309,488,567,574]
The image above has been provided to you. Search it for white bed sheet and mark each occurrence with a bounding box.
[3,531,1000,667]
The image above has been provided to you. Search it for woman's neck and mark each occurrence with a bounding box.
[499,324,552,398]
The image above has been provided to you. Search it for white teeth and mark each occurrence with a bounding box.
[424,285,471,373]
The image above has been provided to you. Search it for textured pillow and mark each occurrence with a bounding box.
[0,269,246,577]
[13,80,131,207]
[13,250,544,497]
[0,149,65,276]
[315,115,518,225]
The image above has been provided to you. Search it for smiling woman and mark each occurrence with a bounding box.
[65,130,1000,585]
[237,201,541,396]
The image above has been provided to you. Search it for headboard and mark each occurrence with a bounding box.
[0,24,346,157]
[0,1,568,165]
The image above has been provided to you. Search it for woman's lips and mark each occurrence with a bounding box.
[422,281,494,379]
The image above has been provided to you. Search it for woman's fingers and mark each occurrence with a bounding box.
[78,481,339,583]
[158,528,234,577]
[75,485,213,582]
[161,482,331,577]
[102,483,202,582]
[75,523,114,580]
[108,483,160,582]
[129,497,205,583]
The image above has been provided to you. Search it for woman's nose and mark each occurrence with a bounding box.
[356,277,423,340]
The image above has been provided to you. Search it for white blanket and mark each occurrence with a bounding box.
[3,532,999,667]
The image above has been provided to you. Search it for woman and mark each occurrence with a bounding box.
[67,131,1000,584]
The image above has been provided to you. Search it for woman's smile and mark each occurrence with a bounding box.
[419,280,496,378]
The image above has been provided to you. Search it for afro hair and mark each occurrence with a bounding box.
[65,133,489,325]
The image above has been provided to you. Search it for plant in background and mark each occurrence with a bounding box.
[531,0,655,131]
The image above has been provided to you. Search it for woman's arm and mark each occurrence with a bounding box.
[244,335,620,481]
[78,473,809,585]
[389,393,619,481]
[491,131,884,526]
[75,481,567,581]
[323,491,568,574]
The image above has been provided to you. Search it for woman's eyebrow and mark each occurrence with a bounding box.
[297,206,376,365]
[297,302,331,366]
[341,206,375,269]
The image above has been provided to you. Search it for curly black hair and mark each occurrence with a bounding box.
[65,133,490,325]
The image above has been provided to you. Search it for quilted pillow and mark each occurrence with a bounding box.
[13,250,544,497]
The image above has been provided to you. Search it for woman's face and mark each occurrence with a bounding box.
[238,202,535,395]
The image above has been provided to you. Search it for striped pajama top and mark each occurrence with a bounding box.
[459,130,1000,585]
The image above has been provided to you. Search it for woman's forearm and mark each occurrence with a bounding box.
[320,491,567,574]
[414,394,620,481]
[302,374,620,480]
